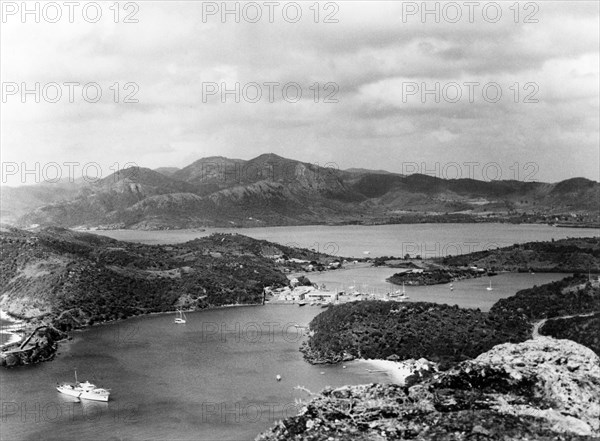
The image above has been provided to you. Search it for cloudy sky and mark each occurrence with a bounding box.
[1,1,598,185]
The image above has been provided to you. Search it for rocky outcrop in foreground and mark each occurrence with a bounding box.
[257,338,600,440]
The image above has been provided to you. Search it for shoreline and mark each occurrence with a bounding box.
[356,358,438,385]
[78,221,598,234]
[57,301,268,334]
[0,301,272,362]
[0,310,25,349]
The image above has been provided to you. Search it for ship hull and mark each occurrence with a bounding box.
[57,384,110,402]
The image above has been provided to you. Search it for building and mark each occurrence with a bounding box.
[305,291,338,302]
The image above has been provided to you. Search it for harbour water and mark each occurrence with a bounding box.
[2,224,597,440]
[91,223,598,258]
[0,306,390,441]
[297,268,572,311]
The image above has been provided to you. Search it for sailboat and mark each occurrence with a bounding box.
[56,369,110,402]
[174,309,187,324]
[396,283,410,301]
[486,280,493,291]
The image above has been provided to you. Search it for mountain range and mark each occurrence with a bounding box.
[2,153,598,229]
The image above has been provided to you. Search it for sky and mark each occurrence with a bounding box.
[1,1,599,186]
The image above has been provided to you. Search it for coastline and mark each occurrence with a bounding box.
[356,358,438,385]
[0,309,24,349]
[0,301,269,365]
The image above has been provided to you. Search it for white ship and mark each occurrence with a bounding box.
[56,370,110,402]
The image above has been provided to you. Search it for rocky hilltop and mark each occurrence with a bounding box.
[258,338,600,440]
[3,153,599,228]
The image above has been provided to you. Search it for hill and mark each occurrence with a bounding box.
[490,274,600,320]
[301,274,600,368]
[301,301,530,369]
[0,226,347,366]
[0,181,83,224]
[0,227,296,326]
[4,153,599,229]
[259,338,600,440]
[540,312,600,355]
[437,237,600,273]
[154,166,180,176]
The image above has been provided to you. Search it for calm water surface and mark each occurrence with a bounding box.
[91,223,598,258]
[1,306,390,441]
[300,268,572,311]
[3,224,596,440]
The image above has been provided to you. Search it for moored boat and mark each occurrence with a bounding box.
[56,370,110,402]
[396,283,410,301]
[174,309,187,324]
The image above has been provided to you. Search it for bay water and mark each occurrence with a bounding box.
[91,223,598,258]
[2,224,597,440]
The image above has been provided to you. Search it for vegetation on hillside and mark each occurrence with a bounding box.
[437,237,600,273]
[0,227,295,329]
[490,275,600,319]
[387,268,490,286]
[541,312,600,355]
[9,153,599,229]
[301,301,530,369]
[303,275,600,368]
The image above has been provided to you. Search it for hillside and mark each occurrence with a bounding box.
[4,153,599,229]
[259,338,600,440]
[0,226,310,326]
[540,312,600,355]
[437,237,600,273]
[490,274,600,320]
[301,301,531,369]
[0,181,83,224]
[0,226,343,320]
[1,226,348,367]
[301,273,600,368]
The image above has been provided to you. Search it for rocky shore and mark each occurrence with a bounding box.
[0,324,65,367]
[257,337,600,440]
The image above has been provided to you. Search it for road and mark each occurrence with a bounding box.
[532,312,598,339]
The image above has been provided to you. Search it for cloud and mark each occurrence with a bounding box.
[1,1,598,184]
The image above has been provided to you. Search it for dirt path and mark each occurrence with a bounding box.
[532,312,597,339]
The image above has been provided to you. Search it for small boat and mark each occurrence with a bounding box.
[174,309,187,324]
[298,302,307,307]
[486,280,493,291]
[396,283,410,301]
[57,370,110,402]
